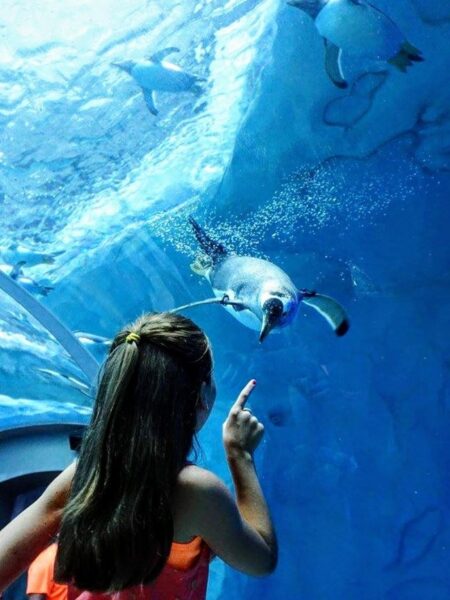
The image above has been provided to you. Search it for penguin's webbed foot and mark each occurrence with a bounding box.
[389,43,424,72]
[190,254,213,276]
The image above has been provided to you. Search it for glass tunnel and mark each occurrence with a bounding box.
[1,0,450,598]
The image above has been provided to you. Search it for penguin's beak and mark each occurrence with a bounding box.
[259,298,284,343]
[259,312,274,343]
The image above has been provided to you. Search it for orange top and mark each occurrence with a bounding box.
[27,544,68,600]
[74,537,211,600]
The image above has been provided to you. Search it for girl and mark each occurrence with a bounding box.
[0,312,277,599]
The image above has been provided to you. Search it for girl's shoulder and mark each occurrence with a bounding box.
[173,465,230,539]
[177,464,226,496]
[173,463,223,543]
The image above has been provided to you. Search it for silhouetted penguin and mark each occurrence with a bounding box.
[189,218,349,342]
[74,331,111,347]
[2,261,53,297]
[35,368,92,398]
[288,0,424,88]
[112,47,205,115]
[0,243,63,267]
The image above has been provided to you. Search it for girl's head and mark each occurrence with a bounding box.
[55,312,214,592]
[104,311,214,439]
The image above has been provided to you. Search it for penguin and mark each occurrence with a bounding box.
[188,218,349,342]
[0,243,64,267]
[287,0,424,88]
[34,368,92,398]
[112,47,205,115]
[4,261,54,297]
[0,266,99,383]
[74,331,112,347]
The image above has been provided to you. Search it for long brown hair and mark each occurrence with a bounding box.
[55,312,212,592]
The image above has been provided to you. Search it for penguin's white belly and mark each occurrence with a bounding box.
[132,63,195,92]
[212,287,261,331]
[316,3,403,59]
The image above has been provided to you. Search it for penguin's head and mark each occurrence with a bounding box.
[259,292,299,342]
[111,60,135,74]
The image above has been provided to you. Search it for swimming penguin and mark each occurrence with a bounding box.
[187,218,349,342]
[112,47,205,115]
[4,261,54,297]
[74,331,112,347]
[0,243,64,267]
[287,0,424,88]
[34,368,92,398]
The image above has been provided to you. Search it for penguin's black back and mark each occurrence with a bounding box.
[189,217,229,263]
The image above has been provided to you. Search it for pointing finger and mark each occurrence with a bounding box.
[231,380,256,412]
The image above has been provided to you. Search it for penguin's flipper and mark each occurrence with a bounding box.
[189,217,229,262]
[150,47,180,63]
[301,291,350,336]
[41,286,54,296]
[44,250,65,264]
[324,40,348,89]
[143,90,158,115]
[10,261,26,280]
[191,79,207,97]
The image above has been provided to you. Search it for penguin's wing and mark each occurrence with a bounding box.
[323,40,348,89]
[10,261,26,279]
[47,249,65,263]
[143,90,158,115]
[301,291,350,336]
[150,47,180,63]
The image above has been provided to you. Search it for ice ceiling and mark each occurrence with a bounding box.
[0,0,278,255]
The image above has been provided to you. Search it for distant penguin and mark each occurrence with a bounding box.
[3,261,54,297]
[34,368,92,398]
[74,331,111,347]
[287,0,424,88]
[189,218,349,342]
[112,47,205,115]
[0,243,64,267]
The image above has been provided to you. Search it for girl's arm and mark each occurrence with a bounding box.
[178,380,277,576]
[0,463,75,592]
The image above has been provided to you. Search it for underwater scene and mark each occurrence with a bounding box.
[1,0,450,598]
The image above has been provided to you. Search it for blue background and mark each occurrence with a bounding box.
[1,0,450,598]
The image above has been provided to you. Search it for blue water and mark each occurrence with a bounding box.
[1,0,450,598]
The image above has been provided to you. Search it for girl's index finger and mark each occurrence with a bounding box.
[232,380,256,411]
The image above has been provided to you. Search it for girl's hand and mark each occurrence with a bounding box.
[223,380,264,458]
